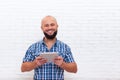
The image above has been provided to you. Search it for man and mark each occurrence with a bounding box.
[21,15,77,80]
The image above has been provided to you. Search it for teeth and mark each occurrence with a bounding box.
[48,31,52,32]
[47,31,53,34]
[48,31,52,33]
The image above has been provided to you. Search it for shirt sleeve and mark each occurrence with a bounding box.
[64,45,75,63]
[22,45,35,62]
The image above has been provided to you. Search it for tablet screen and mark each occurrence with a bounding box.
[40,52,58,62]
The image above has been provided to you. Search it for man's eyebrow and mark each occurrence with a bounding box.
[45,23,55,24]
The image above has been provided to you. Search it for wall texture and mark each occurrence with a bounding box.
[0,0,120,80]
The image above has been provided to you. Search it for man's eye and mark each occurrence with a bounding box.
[51,23,55,26]
[45,24,49,27]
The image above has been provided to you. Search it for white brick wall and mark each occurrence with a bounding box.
[0,0,120,80]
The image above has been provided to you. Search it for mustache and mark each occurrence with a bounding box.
[46,29,55,31]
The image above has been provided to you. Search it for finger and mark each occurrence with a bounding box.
[54,56,63,60]
[36,56,47,61]
[36,56,42,60]
[54,56,61,60]
[37,59,47,66]
[41,58,48,62]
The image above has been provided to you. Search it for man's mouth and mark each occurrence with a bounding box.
[46,30,54,35]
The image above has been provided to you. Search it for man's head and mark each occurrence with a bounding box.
[41,15,58,40]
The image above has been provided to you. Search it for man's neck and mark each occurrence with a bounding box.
[44,37,57,50]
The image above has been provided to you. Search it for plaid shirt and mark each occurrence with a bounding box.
[23,39,75,80]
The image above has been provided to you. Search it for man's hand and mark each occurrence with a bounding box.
[54,56,63,67]
[34,56,47,67]
[21,56,47,72]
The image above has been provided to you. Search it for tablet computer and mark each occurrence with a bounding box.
[40,52,58,62]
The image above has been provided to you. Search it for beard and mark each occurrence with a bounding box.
[44,30,57,40]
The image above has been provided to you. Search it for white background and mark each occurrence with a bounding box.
[0,0,120,80]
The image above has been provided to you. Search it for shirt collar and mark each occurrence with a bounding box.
[41,37,58,47]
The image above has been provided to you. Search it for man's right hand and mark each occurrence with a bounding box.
[34,56,47,67]
[21,56,47,72]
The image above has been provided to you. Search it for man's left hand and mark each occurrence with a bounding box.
[54,56,63,67]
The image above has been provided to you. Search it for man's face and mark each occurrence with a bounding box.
[41,17,58,40]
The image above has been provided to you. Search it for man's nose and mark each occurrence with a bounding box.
[48,25,53,29]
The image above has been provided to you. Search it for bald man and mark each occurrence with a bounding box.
[21,15,77,80]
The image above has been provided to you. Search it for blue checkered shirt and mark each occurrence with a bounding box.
[23,39,75,80]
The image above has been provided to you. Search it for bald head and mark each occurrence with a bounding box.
[41,15,58,27]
